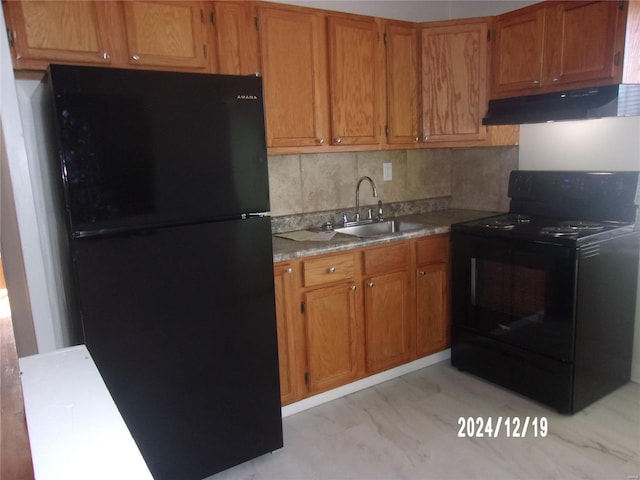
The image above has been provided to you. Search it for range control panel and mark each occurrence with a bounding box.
[508,171,639,204]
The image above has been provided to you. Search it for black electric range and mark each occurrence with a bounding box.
[450,171,640,414]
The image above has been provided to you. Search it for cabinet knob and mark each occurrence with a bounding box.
[423,135,429,142]
[103,52,110,61]
[414,136,419,142]
[334,137,343,144]
[532,79,540,84]
[350,285,357,291]
[132,54,140,61]
[551,77,560,82]
[285,267,292,274]
[317,138,324,145]
[367,281,374,288]
[419,271,426,276]
[328,267,336,273]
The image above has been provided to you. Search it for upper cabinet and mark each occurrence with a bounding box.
[257,4,329,149]
[421,20,489,143]
[384,20,421,146]
[327,14,385,147]
[210,1,260,75]
[3,0,119,69]
[491,1,628,98]
[122,1,208,70]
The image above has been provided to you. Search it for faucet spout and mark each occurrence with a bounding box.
[355,176,377,222]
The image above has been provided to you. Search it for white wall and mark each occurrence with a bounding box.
[272,0,539,22]
[520,116,640,382]
[519,117,640,171]
[0,11,61,355]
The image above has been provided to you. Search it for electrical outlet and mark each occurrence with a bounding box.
[383,162,392,181]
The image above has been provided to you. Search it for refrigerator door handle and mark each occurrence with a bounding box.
[242,212,270,219]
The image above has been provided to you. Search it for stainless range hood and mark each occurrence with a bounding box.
[482,84,640,125]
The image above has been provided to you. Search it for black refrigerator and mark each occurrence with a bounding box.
[37,64,283,480]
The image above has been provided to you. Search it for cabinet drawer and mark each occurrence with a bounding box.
[363,242,409,276]
[303,253,355,287]
[416,234,449,265]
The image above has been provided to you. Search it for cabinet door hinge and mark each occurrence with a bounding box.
[383,32,388,45]
[203,45,208,59]
[6,28,13,47]
[304,372,309,384]
[210,11,216,26]
[614,51,621,66]
[385,125,389,137]
[200,9,205,25]
[254,16,259,31]
[487,29,491,42]
[619,1,625,11]
[301,301,305,314]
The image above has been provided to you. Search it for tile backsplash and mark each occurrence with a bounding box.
[268,146,518,218]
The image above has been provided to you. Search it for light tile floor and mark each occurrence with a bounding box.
[211,362,640,480]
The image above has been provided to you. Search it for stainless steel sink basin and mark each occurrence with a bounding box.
[335,220,426,238]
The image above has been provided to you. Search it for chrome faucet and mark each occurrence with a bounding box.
[355,176,377,222]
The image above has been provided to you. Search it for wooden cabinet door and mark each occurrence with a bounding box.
[327,15,384,147]
[303,283,360,394]
[122,1,208,70]
[384,21,420,146]
[273,263,298,406]
[416,263,449,357]
[492,7,545,96]
[364,271,412,373]
[542,1,624,87]
[211,1,260,75]
[258,5,330,149]
[4,1,118,69]
[421,21,488,143]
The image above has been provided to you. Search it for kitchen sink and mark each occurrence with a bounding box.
[335,220,426,238]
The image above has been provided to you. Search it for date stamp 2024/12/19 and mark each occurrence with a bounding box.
[457,416,548,438]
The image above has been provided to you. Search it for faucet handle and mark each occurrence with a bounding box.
[342,213,348,225]
[377,200,384,221]
[367,208,372,220]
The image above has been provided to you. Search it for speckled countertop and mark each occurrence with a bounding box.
[272,209,495,263]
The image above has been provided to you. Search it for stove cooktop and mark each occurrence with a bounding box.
[454,213,636,245]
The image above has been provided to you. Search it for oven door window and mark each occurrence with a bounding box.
[470,245,575,361]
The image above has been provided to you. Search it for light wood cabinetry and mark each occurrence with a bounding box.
[421,20,488,143]
[273,233,451,405]
[3,0,119,69]
[492,0,628,98]
[257,4,329,149]
[362,243,412,374]
[301,252,363,394]
[273,262,298,405]
[415,234,450,357]
[122,1,208,70]
[384,20,421,146]
[210,1,260,75]
[327,14,385,147]
[303,281,361,394]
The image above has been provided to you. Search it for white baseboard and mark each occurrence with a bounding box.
[281,349,451,418]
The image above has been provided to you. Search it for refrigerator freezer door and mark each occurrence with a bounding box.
[71,217,282,480]
[47,65,270,236]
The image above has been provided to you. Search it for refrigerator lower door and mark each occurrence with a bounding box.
[71,217,282,480]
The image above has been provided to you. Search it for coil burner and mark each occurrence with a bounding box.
[540,220,605,237]
[482,214,532,230]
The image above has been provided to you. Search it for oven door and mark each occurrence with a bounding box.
[451,232,577,362]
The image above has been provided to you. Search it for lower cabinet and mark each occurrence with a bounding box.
[303,282,361,393]
[362,243,413,374]
[415,235,451,357]
[273,262,298,405]
[274,234,450,405]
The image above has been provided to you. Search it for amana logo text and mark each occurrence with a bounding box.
[237,95,258,100]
